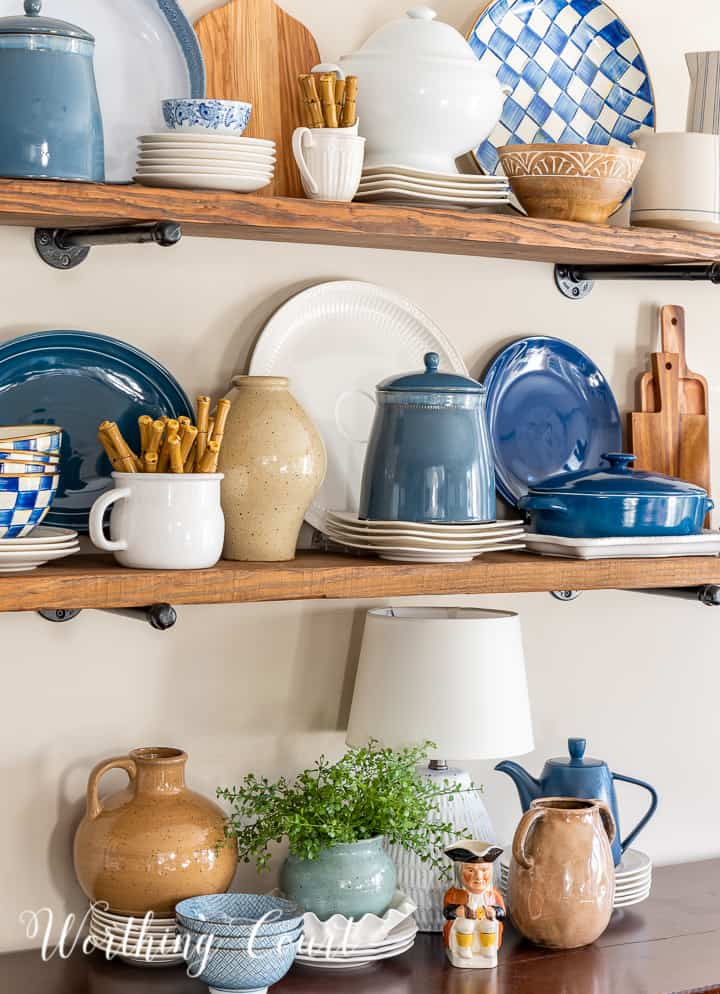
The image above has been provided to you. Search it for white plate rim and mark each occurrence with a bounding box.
[140,133,275,148]
[248,281,468,535]
[354,188,510,205]
[329,511,524,532]
[134,174,272,192]
[326,526,524,549]
[362,164,501,183]
[296,937,415,966]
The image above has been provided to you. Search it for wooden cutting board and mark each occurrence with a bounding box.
[629,306,711,523]
[194,0,320,198]
[641,305,709,415]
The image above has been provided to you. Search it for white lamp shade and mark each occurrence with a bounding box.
[347,607,534,759]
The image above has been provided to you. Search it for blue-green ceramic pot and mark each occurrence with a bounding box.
[279,837,397,920]
[0,1,104,182]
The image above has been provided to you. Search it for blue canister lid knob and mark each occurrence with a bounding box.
[602,453,636,471]
[24,0,42,14]
[568,738,587,761]
[424,352,440,374]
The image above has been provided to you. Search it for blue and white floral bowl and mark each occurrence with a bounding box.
[162,99,253,136]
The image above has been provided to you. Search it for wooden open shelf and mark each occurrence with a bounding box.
[2,178,720,264]
[3,551,720,613]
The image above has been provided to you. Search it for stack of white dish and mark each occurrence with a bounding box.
[0,525,79,573]
[355,165,511,209]
[88,904,183,967]
[525,530,720,560]
[296,916,418,970]
[326,512,525,563]
[499,847,652,909]
[135,133,276,192]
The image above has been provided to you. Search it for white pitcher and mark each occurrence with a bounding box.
[686,52,720,133]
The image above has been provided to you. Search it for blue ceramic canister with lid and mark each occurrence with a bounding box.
[358,352,496,523]
[0,0,104,182]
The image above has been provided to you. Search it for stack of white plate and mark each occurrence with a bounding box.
[355,164,511,209]
[0,525,79,573]
[88,904,183,968]
[296,917,417,970]
[499,847,652,909]
[135,133,276,192]
[326,512,525,563]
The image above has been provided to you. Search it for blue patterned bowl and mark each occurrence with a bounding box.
[0,460,55,475]
[184,935,299,993]
[178,922,303,952]
[176,894,304,938]
[162,99,252,136]
[0,426,62,454]
[0,473,59,538]
[0,450,59,466]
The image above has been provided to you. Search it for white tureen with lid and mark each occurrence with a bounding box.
[334,6,504,173]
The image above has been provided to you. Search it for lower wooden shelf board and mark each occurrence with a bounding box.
[1,551,719,613]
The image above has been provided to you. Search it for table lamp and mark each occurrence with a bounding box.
[346,606,534,931]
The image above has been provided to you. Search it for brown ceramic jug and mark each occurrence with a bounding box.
[73,747,237,915]
[508,797,615,949]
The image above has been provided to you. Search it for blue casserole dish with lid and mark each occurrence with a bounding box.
[518,453,714,538]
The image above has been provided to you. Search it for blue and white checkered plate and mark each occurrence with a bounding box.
[468,0,655,176]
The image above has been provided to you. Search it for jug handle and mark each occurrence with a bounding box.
[512,808,544,869]
[86,756,137,820]
[612,772,658,853]
[596,800,617,847]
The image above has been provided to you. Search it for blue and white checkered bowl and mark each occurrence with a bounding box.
[162,99,253,136]
[0,459,56,475]
[176,894,304,938]
[0,426,62,454]
[0,473,60,538]
[183,933,299,993]
[0,448,60,465]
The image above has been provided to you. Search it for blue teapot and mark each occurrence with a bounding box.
[496,738,658,866]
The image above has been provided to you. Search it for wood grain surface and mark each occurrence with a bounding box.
[194,0,319,197]
[2,178,720,263]
[1,551,719,613]
[4,860,720,994]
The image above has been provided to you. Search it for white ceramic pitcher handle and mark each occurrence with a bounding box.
[89,488,130,552]
[292,127,318,195]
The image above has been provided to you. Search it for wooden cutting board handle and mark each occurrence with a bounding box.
[660,304,688,376]
[631,352,681,477]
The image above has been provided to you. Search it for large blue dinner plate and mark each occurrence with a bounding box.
[483,336,621,506]
[0,331,194,530]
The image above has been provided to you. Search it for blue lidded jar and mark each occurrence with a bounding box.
[359,352,496,523]
[0,0,104,182]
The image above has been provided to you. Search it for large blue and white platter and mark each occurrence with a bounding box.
[0,331,194,531]
[0,0,205,182]
[468,0,655,175]
[483,336,622,507]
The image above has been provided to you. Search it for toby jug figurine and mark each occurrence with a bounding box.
[442,841,505,969]
[496,737,657,866]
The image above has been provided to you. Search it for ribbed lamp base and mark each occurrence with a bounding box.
[385,766,495,932]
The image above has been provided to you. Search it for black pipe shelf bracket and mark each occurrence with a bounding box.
[37,604,178,630]
[35,221,183,270]
[550,586,720,606]
[555,262,720,300]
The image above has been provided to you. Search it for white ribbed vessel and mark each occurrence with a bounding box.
[385,767,495,932]
[292,127,365,201]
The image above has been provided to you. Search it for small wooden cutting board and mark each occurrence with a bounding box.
[195,0,320,198]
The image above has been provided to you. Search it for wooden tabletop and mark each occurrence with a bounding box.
[4,860,720,994]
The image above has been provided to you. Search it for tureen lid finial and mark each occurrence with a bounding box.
[24,0,42,15]
[407,6,437,19]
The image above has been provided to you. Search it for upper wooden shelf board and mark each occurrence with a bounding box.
[1,178,720,265]
[2,552,720,613]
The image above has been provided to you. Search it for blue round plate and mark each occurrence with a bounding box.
[468,0,656,176]
[483,336,621,506]
[0,331,194,530]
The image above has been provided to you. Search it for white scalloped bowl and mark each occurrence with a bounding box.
[300,891,416,946]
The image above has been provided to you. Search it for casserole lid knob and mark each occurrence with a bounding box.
[377,352,484,393]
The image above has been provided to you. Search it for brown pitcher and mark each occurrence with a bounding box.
[74,747,237,915]
[508,797,615,949]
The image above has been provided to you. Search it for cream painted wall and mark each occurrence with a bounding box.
[3,0,720,955]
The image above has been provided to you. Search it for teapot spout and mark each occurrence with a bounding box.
[495,760,541,811]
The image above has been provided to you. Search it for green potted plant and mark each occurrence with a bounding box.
[217,740,463,920]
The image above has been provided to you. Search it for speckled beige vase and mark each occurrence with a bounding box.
[219,376,326,561]
[73,747,237,915]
